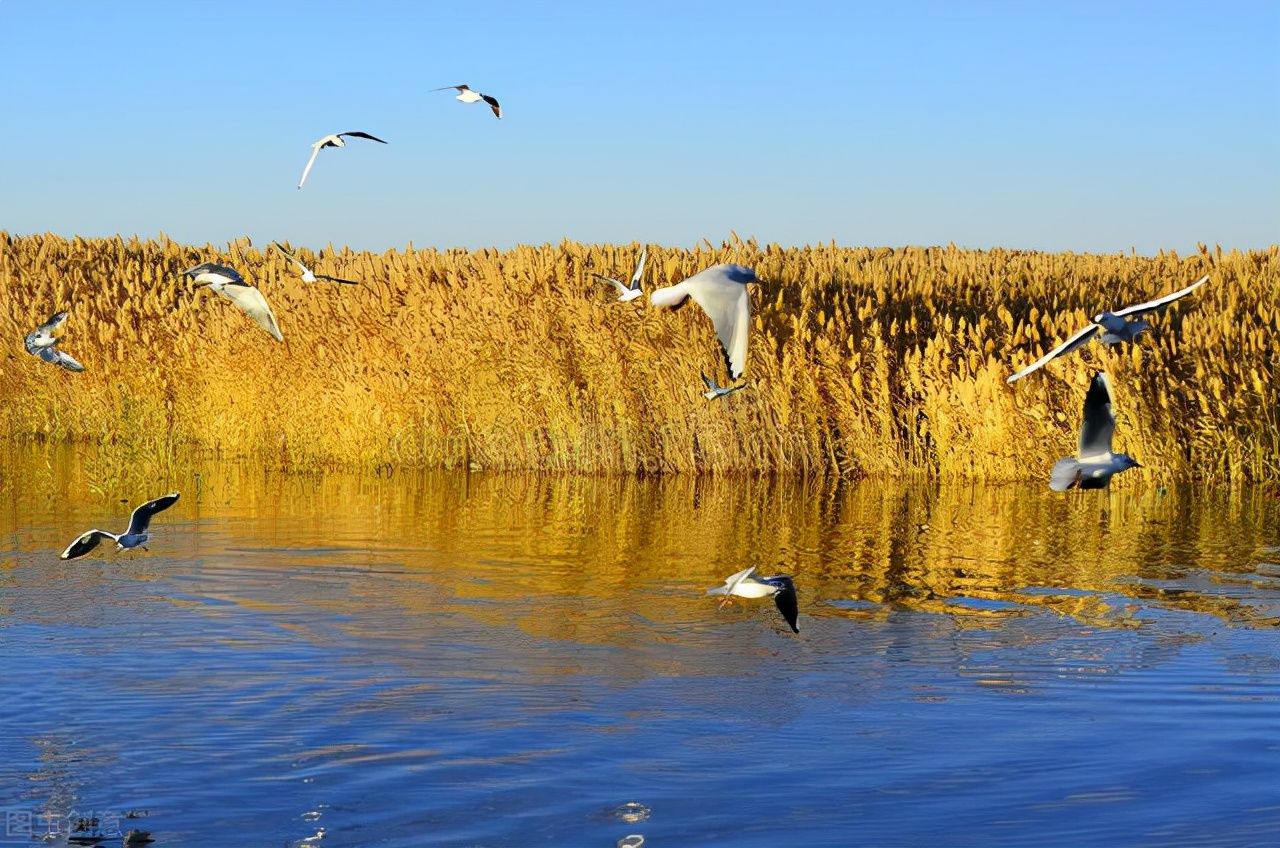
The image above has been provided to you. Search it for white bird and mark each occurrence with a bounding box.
[24,311,84,371]
[701,372,746,401]
[61,492,180,560]
[271,243,360,285]
[592,247,647,302]
[431,84,502,119]
[707,566,799,633]
[180,262,284,342]
[1049,372,1141,491]
[649,264,757,381]
[1007,275,1209,383]
[297,131,388,189]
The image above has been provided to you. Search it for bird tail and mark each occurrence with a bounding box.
[649,282,689,309]
[1049,457,1081,492]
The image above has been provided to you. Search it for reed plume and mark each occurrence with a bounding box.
[1,232,1275,482]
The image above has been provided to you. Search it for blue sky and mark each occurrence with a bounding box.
[1,1,1276,254]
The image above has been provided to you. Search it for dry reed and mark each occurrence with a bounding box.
[1,232,1275,482]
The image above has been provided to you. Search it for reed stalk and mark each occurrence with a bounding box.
[1,232,1274,481]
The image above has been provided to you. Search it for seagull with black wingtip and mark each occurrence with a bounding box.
[61,492,180,560]
[650,263,758,391]
[180,262,284,342]
[25,311,85,371]
[272,242,360,286]
[701,372,746,401]
[431,84,502,119]
[1049,371,1141,491]
[592,247,647,302]
[707,566,799,633]
[297,131,388,189]
[1007,275,1209,383]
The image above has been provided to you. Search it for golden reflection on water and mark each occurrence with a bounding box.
[2,444,1278,633]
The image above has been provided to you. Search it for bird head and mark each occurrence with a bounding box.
[1117,453,1142,470]
[179,264,208,285]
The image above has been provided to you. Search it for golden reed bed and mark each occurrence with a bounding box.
[1,232,1275,481]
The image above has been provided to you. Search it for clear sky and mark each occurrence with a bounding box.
[1,1,1276,254]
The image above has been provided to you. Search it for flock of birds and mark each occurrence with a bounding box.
[21,82,1213,634]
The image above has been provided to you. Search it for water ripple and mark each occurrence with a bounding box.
[1,466,1278,846]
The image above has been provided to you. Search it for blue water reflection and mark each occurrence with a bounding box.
[2,455,1278,846]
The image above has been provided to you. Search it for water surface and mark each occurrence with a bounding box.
[2,450,1278,847]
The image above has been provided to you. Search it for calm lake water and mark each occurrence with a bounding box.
[2,449,1279,847]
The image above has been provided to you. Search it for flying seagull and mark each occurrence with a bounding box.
[592,247,647,302]
[180,262,284,341]
[701,372,747,401]
[431,84,502,119]
[24,311,84,371]
[1049,372,1140,491]
[297,131,388,189]
[707,566,799,633]
[271,242,360,285]
[61,492,180,560]
[1007,275,1209,383]
[649,264,757,380]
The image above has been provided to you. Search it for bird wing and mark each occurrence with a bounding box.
[290,254,313,276]
[708,566,757,596]
[298,145,322,189]
[1049,457,1083,492]
[701,372,715,391]
[629,248,647,291]
[1110,275,1210,319]
[726,285,751,381]
[724,565,757,596]
[686,275,751,381]
[591,274,627,296]
[764,577,799,633]
[1005,323,1100,384]
[212,263,246,283]
[1077,372,1116,459]
[37,345,85,371]
[431,85,466,92]
[219,282,284,342]
[481,95,501,118]
[126,492,180,536]
[271,242,310,274]
[61,529,118,560]
[270,242,296,260]
[182,263,244,285]
[338,131,388,144]
[179,262,214,279]
[315,274,361,286]
[649,280,691,309]
[39,311,69,335]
